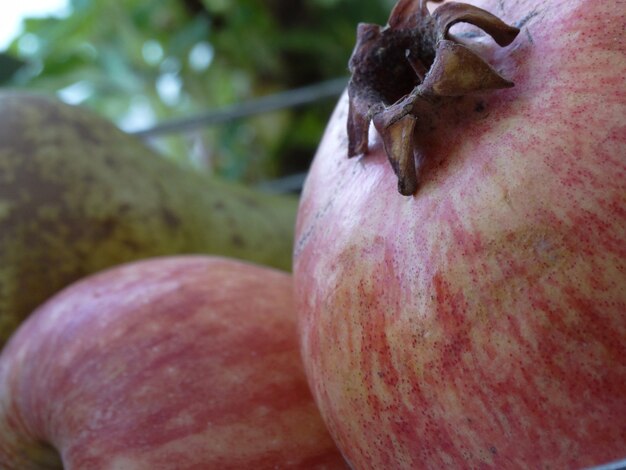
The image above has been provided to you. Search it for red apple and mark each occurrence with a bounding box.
[0,256,348,469]
[294,0,626,468]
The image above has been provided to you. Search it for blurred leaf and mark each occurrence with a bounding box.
[3,0,394,186]
[0,53,25,84]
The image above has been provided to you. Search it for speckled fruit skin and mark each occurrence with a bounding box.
[0,256,348,470]
[0,92,297,348]
[294,1,626,468]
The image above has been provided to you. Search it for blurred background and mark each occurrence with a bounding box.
[0,0,394,193]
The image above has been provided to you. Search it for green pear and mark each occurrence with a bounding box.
[0,92,298,347]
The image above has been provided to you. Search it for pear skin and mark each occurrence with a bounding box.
[0,92,298,347]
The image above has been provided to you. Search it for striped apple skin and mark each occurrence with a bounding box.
[0,256,348,470]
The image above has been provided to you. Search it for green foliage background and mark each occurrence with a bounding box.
[1,0,393,187]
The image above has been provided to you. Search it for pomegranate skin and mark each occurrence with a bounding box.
[294,0,626,468]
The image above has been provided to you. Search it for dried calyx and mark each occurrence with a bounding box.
[347,0,520,195]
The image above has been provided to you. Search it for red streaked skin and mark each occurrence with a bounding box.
[294,0,626,468]
[0,257,349,470]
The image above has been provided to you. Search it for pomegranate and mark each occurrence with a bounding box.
[294,0,626,468]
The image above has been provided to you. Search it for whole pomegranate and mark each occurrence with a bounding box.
[294,0,626,468]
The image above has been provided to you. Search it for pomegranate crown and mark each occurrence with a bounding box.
[346,0,520,195]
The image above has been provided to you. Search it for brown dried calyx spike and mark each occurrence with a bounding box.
[347,0,520,195]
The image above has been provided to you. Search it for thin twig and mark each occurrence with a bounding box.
[131,77,348,138]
